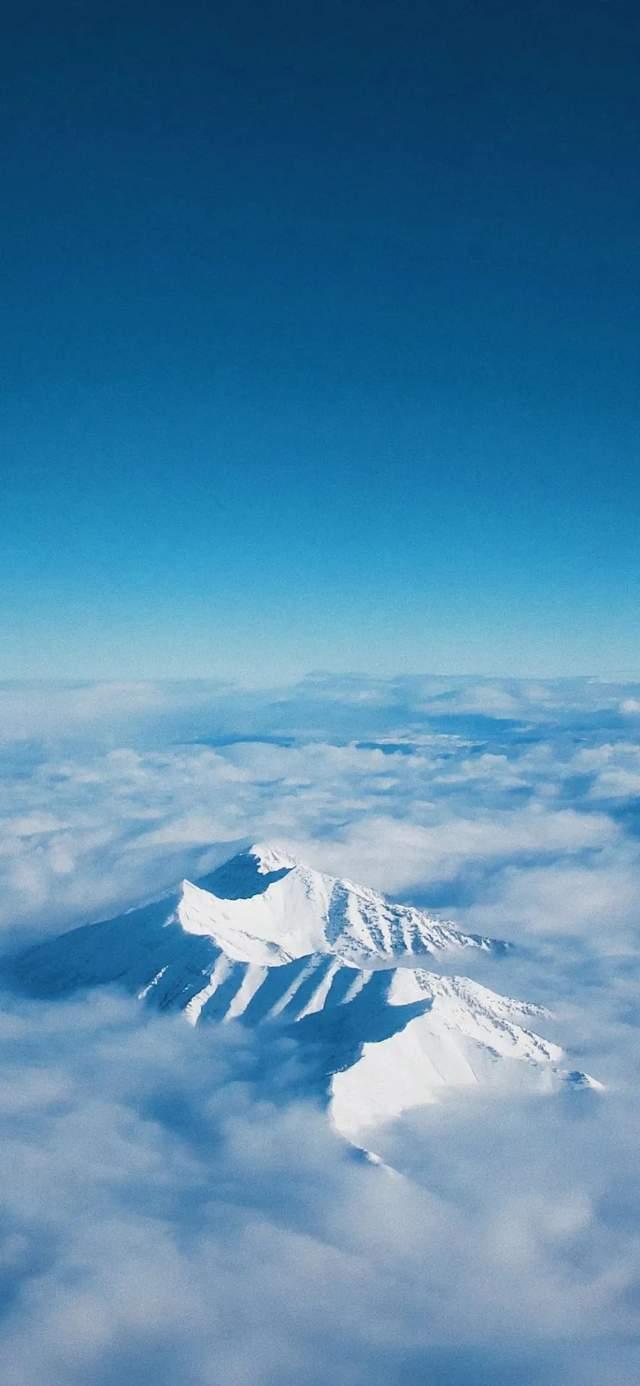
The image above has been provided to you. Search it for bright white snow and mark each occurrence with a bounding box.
[3,842,596,1146]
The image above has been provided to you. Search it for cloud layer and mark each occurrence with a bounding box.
[0,989,639,1386]
[1,676,639,1382]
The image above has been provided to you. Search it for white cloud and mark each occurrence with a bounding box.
[285,805,617,897]
[0,991,638,1385]
[1,677,640,1381]
[0,678,635,946]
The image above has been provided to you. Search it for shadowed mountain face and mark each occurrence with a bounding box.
[197,849,293,900]
[1,843,598,1144]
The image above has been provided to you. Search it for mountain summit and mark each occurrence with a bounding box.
[3,842,598,1144]
[177,840,504,967]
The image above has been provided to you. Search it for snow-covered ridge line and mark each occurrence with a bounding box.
[176,842,504,967]
[2,842,600,1145]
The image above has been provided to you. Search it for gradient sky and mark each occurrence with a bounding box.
[2,0,639,681]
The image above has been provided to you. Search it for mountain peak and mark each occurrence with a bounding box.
[193,843,297,904]
[248,842,299,873]
[2,842,599,1148]
[179,843,501,968]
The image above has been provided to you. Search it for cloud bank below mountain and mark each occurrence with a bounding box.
[0,988,639,1386]
[1,676,639,1383]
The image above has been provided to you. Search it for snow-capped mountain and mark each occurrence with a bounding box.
[2,843,597,1144]
[177,841,505,967]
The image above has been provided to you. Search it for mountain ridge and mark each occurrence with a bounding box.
[1,842,599,1144]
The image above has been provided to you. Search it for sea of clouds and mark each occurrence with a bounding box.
[1,674,639,1383]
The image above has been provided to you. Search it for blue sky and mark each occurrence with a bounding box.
[3,1,639,679]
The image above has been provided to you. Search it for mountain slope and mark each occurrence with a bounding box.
[2,842,597,1144]
[178,842,505,966]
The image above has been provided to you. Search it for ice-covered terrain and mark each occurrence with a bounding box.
[3,842,596,1143]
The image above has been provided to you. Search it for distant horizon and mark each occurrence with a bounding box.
[3,669,640,688]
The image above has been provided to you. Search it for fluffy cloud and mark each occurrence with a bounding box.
[2,675,638,947]
[0,989,639,1386]
[287,804,617,895]
[1,676,640,1382]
